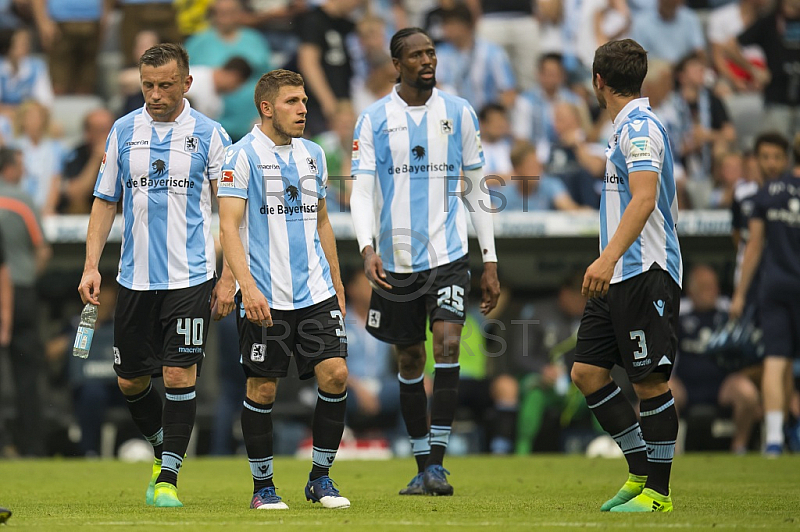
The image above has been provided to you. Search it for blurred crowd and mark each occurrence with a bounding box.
[0,0,799,458]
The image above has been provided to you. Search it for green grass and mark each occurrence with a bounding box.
[1,454,798,530]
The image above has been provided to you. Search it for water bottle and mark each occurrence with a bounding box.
[73,303,98,359]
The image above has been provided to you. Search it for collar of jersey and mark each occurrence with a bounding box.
[613,97,651,132]
[141,98,192,125]
[251,124,294,152]
[391,85,438,108]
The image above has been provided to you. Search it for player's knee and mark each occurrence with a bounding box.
[318,360,349,391]
[117,375,150,396]
[247,379,277,404]
[162,366,196,388]
[396,344,426,377]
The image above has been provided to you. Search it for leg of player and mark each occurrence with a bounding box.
[396,342,430,495]
[305,358,350,509]
[422,320,463,496]
[242,377,288,510]
[762,356,791,456]
[152,365,198,508]
[612,372,677,513]
[118,375,164,506]
[571,362,649,512]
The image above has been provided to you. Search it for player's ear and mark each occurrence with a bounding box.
[260,100,273,118]
[184,74,193,93]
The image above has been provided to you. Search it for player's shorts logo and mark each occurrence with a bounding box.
[251,343,266,362]
[367,309,381,328]
[184,136,199,153]
[440,119,453,135]
[113,347,121,365]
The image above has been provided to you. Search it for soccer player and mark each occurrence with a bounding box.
[218,69,350,510]
[571,39,682,513]
[730,132,799,457]
[349,28,500,496]
[78,44,236,508]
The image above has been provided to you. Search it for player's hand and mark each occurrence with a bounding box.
[335,289,347,318]
[480,262,501,315]
[78,269,102,306]
[363,246,392,290]
[241,285,272,327]
[582,255,615,299]
[211,274,237,320]
[729,292,745,321]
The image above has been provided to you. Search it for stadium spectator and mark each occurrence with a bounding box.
[59,107,113,214]
[174,0,214,38]
[544,101,606,208]
[77,44,235,507]
[478,103,513,182]
[238,0,308,58]
[296,0,361,137]
[350,28,500,496]
[185,0,273,142]
[512,54,584,153]
[572,39,682,512]
[119,0,181,67]
[0,230,10,351]
[726,0,800,138]
[351,53,397,113]
[730,132,800,457]
[499,140,585,212]
[351,15,389,95]
[31,0,107,95]
[422,0,458,45]
[218,69,351,510]
[672,52,736,187]
[186,56,253,120]
[0,146,51,457]
[709,150,744,209]
[706,0,769,94]
[0,27,53,116]
[435,3,517,111]
[631,0,706,65]
[474,0,540,91]
[312,101,356,212]
[13,99,63,215]
[576,0,631,73]
[344,270,400,434]
[670,264,761,454]
[117,29,160,117]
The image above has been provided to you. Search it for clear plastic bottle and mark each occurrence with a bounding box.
[73,303,98,358]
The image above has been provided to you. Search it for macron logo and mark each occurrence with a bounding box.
[653,300,665,317]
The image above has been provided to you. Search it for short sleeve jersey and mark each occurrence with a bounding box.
[602,97,683,286]
[217,125,336,311]
[94,100,231,291]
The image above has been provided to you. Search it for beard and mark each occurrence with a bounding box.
[412,74,436,90]
[274,117,304,139]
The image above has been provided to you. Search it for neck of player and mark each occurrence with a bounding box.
[260,121,292,146]
[397,81,432,107]
[607,94,640,124]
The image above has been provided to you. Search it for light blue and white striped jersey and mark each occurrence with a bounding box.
[435,39,516,112]
[218,125,336,311]
[602,97,682,287]
[94,100,230,291]
[0,56,53,106]
[352,87,484,273]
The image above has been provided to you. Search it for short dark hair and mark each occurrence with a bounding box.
[138,43,190,77]
[222,56,253,81]
[593,39,648,97]
[254,69,304,116]
[389,27,430,60]
[478,103,506,122]
[539,52,564,69]
[0,147,20,174]
[440,3,474,26]
[754,131,789,156]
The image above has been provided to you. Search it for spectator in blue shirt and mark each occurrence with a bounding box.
[12,100,62,215]
[0,28,53,116]
[632,0,706,65]
[435,3,517,111]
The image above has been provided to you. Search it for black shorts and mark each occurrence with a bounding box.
[114,279,214,379]
[366,254,470,345]
[759,297,800,358]
[575,267,680,383]
[236,295,347,380]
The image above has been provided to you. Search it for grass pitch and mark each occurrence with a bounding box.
[0,454,797,530]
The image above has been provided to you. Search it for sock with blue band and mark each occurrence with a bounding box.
[242,397,275,492]
[156,386,196,487]
[310,389,347,480]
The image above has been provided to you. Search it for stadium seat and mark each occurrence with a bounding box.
[723,92,765,151]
